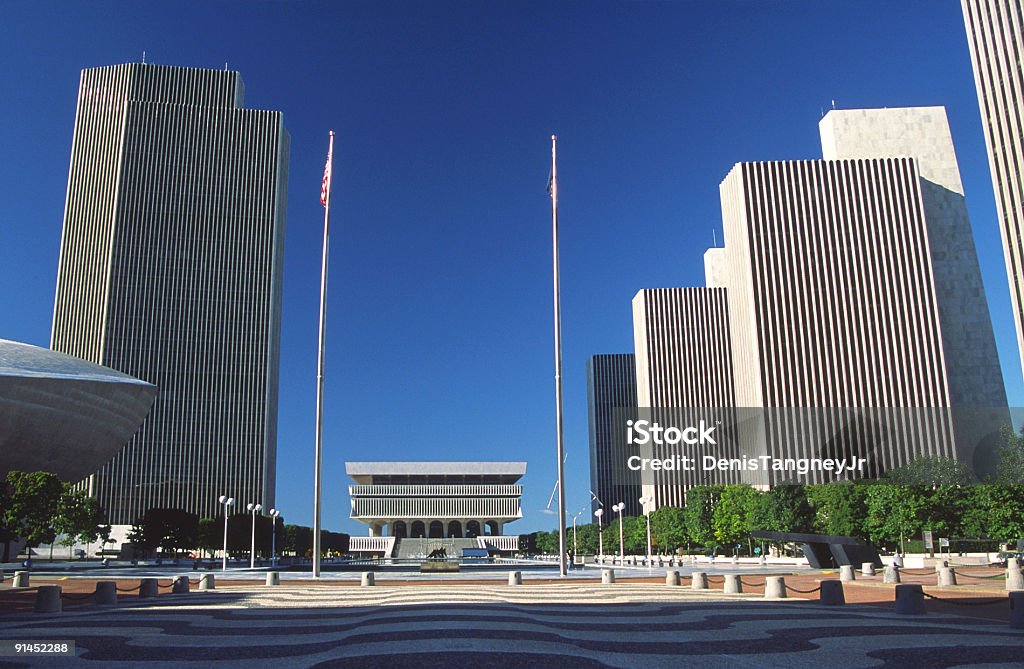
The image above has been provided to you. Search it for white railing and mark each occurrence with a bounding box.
[349,536,396,556]
[349,484,523,497]
[477,536,518,552]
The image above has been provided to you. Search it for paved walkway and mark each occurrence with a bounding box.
[1,579,1022,668]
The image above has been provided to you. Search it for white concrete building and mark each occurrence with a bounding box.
[346,462,525,539]
[631,107,1009,507]
[962,0,1024,382]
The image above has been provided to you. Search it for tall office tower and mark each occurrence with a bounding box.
[631,288,739,508]
[962,0,1024,382]
[51,64,289,524]
[716,107,1006,482]
[587,354,641,517]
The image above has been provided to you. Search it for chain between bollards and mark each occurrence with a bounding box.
[921,592,1007,606]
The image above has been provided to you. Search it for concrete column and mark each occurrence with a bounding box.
[265,571,280,586]
[665,570,680,586]
[361,571,375,586]
[199,573,215,590]
[94,581,117,606]
[139,578,159,598]
[172,575,190,594]
[764,576,787,599]
[819,580,844,605]
[12,571,29,588]
[1007,560,1024,591]
[34,585,62,613]
[601,569,615,584]
[1010,591,1024,629]
[691,572,708,590]
[508,571,522,586]
[883,565,901,583]
[839,565,856,581]
[937,567,957,587]
[861,563,876,576]
[894,584,925,614]
[724,574,742,594]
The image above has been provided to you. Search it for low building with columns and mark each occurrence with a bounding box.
[346,461,525,540]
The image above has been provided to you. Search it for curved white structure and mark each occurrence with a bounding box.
[0,339,156,482]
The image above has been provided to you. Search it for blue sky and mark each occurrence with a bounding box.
[1,1,1021,534]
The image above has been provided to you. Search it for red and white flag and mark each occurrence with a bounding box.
[320,158,331,208]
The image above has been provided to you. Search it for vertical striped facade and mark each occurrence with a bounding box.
[51,64,288,523]
[586,354,641,518]
[962,0,1024,383]
[631,288,739,507]
[719,154,1000,481]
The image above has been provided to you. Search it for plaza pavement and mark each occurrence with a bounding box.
[1,568,1023,669]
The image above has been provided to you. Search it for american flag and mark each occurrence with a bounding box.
[320,159,331,208]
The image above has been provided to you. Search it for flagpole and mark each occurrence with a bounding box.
[313,130,334,579]
[550,134,568,577]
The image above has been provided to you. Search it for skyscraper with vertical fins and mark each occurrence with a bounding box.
[962,0,1024,383]
[51,63,289,524]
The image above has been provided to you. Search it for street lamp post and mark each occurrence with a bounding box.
[613,502,625,564]
[246,503,263,568]
[639,496,654,568]
[218,495,234,571]
[594,508,604,561]
[269,508,280,568]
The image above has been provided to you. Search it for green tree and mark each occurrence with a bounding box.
[993,425,1024,485]
[197,518,219,558]
[53,487,109,558]
[971,484,1024,545]
[128,508,200,555]
[765,485,814,534]
[806,483,868,538]
[684,486,722,549]
[865,484,927,552]
[713,485,759,554]
[650,506,687,552]
[534,530,559,554]
[2,471,64,559]
[885,456,974,486]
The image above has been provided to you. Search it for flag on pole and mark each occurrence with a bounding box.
[320,158,331,207]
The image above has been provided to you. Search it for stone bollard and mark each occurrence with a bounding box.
[764,576,787,599]
[840,565,856,582]
[266,571,280,586]
[724,574,742,594]
[139,578,159,598]
[34,585,62,613]
[508,571,522,586]
[12,571,29,588]
[1007,560,1024,591]
[1010,591,1024,629]
[758,555,767,566]
[731,556,738,565]
[691,572,708,590]
[937,567,957,587]
[94,581,117,606]
[883,565,901,584]
[894,583,925,615]
[199,573,215,591]
[665,570,680,586]
[361,572,375,587]
[819,580,845,606]
[601,568,615,584]
[172,575,190,594]
[861,562,876,577]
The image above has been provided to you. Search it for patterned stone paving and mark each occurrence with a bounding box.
[0,583,1021,668]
